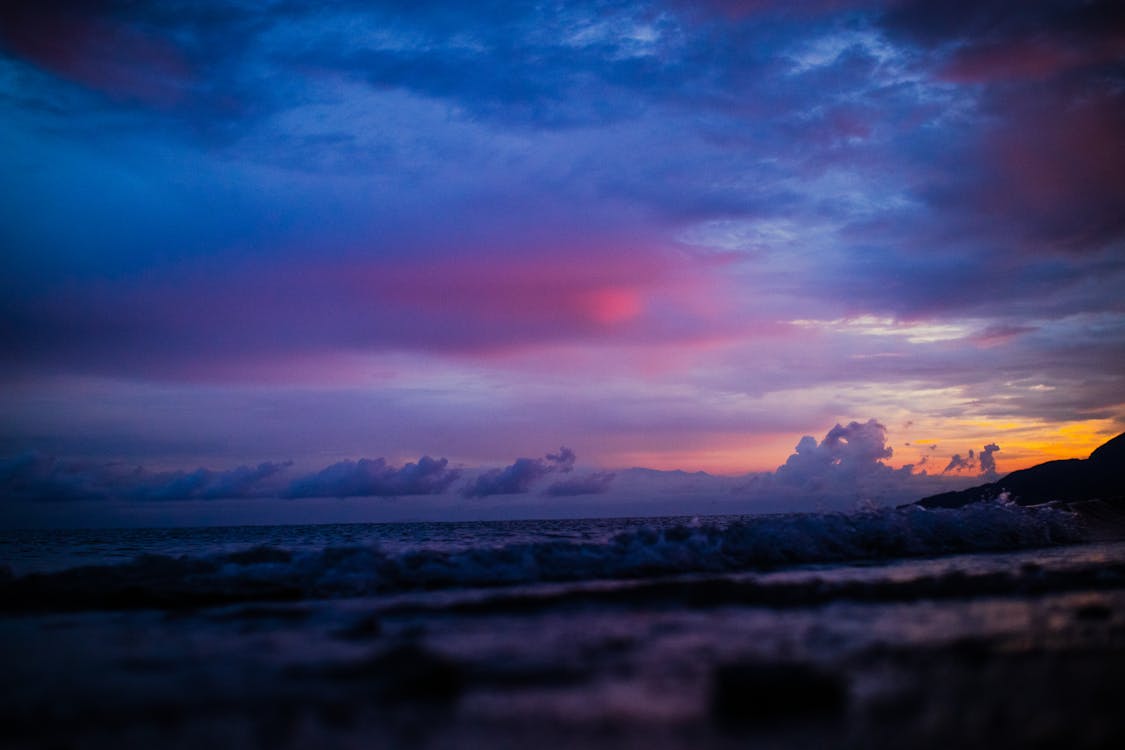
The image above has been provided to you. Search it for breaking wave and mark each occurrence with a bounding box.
[0,503,1089,611]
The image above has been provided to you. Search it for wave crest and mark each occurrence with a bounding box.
[2,504,1086,611]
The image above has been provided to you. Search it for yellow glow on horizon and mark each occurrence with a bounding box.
[888,418,1122,473]
[1012,420,1121,461]
[596,417,1122,476]
[607,433,799,476]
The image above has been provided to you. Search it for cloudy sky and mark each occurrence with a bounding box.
[1,1,1123,522]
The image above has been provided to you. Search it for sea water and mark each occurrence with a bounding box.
[2,504,1124,748]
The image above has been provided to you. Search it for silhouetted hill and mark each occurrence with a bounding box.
[914,432,1125,509]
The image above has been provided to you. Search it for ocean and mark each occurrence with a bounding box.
[3,503,1124,748]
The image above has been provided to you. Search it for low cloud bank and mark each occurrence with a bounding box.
[0,453,113,502]
[1,424,999,514]
[0,449,589,503]
[0,453,460,502]
[136,461,293,500]
[0,453,292,502]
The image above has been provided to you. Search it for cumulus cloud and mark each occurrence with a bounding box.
[775,419,896,485]
[746,423,1013,510]
[284,456,460,499]
[544,471,616,497]
[942,450,975,475]
[941,443,1002,477]
[979,443,1001,477]
[737,419,971,509]
[462,447,577,498]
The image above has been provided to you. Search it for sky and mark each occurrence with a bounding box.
[1,1,1123,525]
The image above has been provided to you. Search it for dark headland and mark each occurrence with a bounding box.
[912,432,1125,516]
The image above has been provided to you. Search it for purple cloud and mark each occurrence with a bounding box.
[733,419,943,508]
[775,420,896,485]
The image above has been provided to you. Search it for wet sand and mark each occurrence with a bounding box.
[3,546,1125,749]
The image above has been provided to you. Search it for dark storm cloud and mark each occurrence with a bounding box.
[462,447,577,498]
[284,456,461,499]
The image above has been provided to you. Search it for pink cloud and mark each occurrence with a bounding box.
[25,239,745,382]
[347,250,665,335]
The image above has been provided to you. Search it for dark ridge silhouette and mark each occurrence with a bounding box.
[913,432,1125,510]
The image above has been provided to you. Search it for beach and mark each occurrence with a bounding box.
[3,508,1124,748]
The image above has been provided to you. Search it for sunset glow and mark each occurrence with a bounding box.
[1,0,1122,523]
